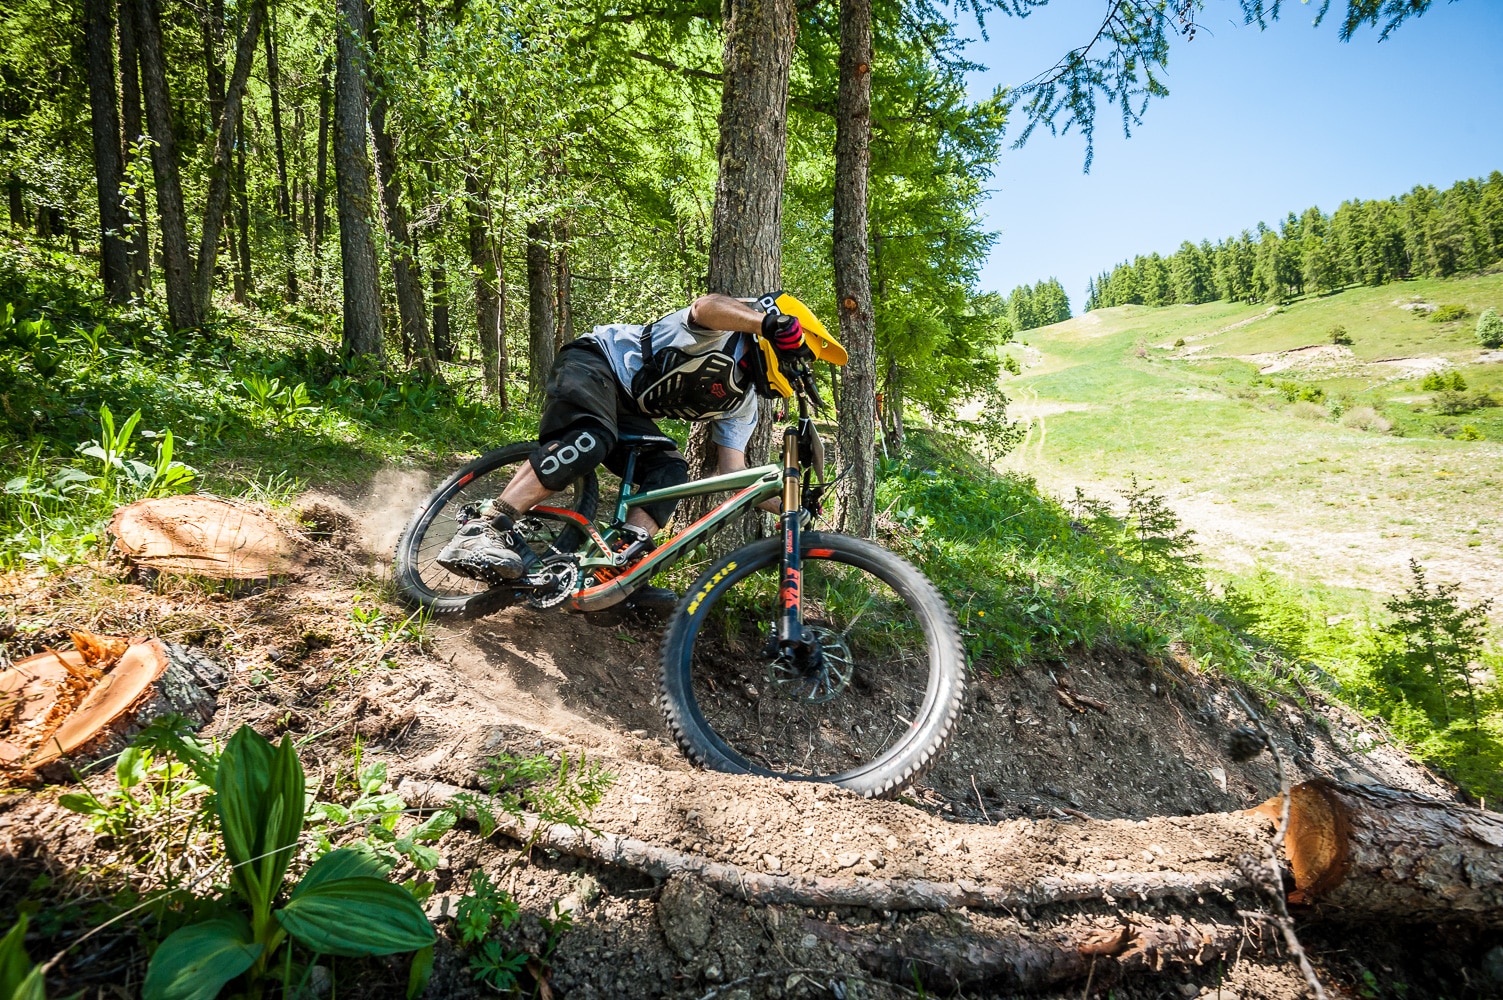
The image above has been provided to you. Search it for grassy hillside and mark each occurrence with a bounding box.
[1000,274,1503,606]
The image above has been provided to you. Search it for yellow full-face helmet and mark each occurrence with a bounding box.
[749,292,847,399]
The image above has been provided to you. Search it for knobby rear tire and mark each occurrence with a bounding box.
[393,442,599,618]
[657,531,965,799]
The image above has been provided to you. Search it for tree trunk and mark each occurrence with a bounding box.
[1260,778,1503,927]
[117,3,149,293]
[832,0,875,538]
[467,172,505,406]
[333,0,385,360]
[367,10,440,381]
[83,0,132,302]
[526,219,555,399]
[682,0,796,537]
[264,6,298,302]
[7,175,22,230]
[311,57,331,289]
[191,0,265,319]
[233,102,252,300]
[201,0,225,136]
[431,258,452,362]
[553,216,573,349]
[133,0,199,330]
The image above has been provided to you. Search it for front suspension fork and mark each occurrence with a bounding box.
[778,427,805,651]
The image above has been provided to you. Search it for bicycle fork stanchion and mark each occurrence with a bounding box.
[778,426,805,650]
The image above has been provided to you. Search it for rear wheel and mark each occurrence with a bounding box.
[393,443,598,617]
[658,531,965,798]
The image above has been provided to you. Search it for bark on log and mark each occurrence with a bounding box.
[805,910,1263,992]
[398,778,1251,913]
[1257,777,1503,927]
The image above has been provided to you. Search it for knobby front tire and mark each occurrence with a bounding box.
[658,531,965,798]
[393,442,598,618]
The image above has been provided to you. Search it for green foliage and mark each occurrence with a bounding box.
[873,435,1233,670]
[1087,173,1503,309]
[1006,279,1071,332]
[449,751,614,843]
[1329,325,1353,345]
[1421,369,1467,392]
[1274,381,1324,404]
[1001,353,1022,376]
[139,726,435,1000]
[1479,308,1503,348]
[0,916,47,1000]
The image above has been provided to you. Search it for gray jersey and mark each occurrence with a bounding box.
[580,306,759,450]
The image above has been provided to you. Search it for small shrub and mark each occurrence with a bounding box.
[1457,425,1483,441]
[1434,390,1473,415]
[1340,406,1391,433]
[1422,369,1467,392]
[1276,380,1300,402]
[1173,337,1186,348]
[1430,304,1468,323]
[1299,385,1326,403]
[1292,400,1329,421]
[1329,394,1351,417]
[1002,354,1021,376]
[1478,308,1503,349]
[1329,325,1353,346]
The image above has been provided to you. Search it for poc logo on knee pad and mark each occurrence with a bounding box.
[538,431,599,479]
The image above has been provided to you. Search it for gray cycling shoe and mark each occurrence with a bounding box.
[436,522,526,582]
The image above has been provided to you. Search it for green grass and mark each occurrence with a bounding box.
[0,236,535,571]
[999,272,1503,608]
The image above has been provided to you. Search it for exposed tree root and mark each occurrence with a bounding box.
[398,778,1253,913]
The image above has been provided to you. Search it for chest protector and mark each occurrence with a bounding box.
[629,324,753,420]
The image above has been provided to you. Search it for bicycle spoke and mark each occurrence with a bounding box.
[688,554,933,781]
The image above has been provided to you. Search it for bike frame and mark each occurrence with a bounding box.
[537,417,813,644]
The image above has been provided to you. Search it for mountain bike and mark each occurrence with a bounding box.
[393,377,964,798]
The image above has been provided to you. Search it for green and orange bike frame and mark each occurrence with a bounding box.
[526,411,829,655]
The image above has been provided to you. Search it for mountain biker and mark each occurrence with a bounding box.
[437,291,844,596]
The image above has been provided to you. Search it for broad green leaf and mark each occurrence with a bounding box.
[116,745,147,788]
[293,846,392,898]
[56,792,107,817]
[276,877,435,957]
[142,917,262,1000]
[406,944,434,1000]
[216,727,305,914]
[1,915,34,998]
[405,810,455,843]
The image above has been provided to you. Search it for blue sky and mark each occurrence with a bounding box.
[965,1,1503,311]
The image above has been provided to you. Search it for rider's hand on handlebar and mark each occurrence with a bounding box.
[762,312,813,365]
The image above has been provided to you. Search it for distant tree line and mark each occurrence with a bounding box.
[1004,277,1071,332]
[1086,172,1503,310]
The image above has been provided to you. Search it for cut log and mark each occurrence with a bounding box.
[0,638,224,783]
[109,495,312,580]
[398,778,1253,913]
[1256,777,1503,927]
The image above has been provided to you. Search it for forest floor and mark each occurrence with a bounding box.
[998,273,1503,611]
[3,464,1493,1000]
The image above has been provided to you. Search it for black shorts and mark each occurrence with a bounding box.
[532,343,689,527]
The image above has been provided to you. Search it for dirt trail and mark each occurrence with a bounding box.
[0,477,1478,999]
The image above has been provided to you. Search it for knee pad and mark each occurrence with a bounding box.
[531,425,611,491]
[634,451,689,528]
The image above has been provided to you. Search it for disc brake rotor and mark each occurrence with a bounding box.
[765,625,854,704]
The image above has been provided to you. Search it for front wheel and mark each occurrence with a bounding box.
[658,531,965,798]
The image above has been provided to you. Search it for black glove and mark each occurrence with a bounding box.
[762,311,813,364]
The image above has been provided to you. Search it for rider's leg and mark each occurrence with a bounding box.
[438,346,617,581]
